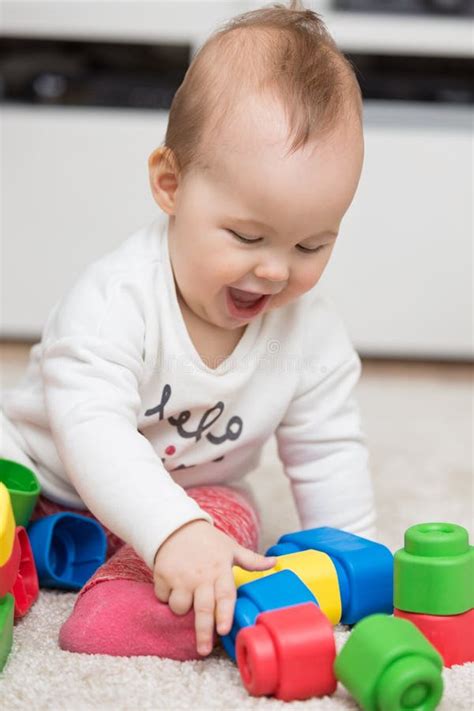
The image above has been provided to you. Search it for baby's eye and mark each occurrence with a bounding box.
[297,244,326,254]
[227,229,260,244]
[228,229,325,255]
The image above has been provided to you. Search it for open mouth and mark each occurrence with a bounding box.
[226,287,270,319]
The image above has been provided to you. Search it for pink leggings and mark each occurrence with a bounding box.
[30,485,261,601]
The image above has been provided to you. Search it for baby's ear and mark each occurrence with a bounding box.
[148,147,179,214]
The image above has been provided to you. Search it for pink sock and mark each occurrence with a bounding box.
[59,485,260,660]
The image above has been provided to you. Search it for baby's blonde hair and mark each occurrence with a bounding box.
[161,0,362,179]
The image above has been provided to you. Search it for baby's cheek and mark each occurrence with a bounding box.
[213,254,241,283]
[272,282,313,310]
[293,271,320,297]
[306,260,329,290]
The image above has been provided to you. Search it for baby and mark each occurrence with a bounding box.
[1,1,376,660]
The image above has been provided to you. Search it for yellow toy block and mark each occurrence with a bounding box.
[233,565,267,588]
[233,549,342,624]
[0,482,16,566]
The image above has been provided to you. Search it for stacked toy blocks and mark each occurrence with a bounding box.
[0,458,108,672]
[220,525,451,708]
[0,459,41,672]
[266,526,394,624]
[221,567,320,661]
[222,527,395,701]
[231,526,393,628]
[393,522,474,668]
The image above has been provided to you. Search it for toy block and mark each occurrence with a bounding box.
[0,459,41,528]
[0,482,16,567]
[220,568,318,661]
[234,549,341,623]
[335,614,443,711]
[10,526,39,619]
[394,607,474,668]
[27,512,107,590]
[236,602,337,701]
[266,526,393,624]
[394,522,473,616]
[0,525,21,598]
[0,593,14,672]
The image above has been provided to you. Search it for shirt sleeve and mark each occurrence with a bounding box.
[275,295,377,540]
[40,262,213,569]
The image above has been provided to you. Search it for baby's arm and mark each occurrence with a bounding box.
[40,261,275,654]
[276,296,376,539]
[40,262,214,570]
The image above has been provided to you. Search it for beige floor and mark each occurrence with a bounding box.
[1,341,473,710]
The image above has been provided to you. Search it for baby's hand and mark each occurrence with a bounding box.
[153,520,276,656]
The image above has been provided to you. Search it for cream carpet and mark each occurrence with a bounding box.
[1,354,473,710]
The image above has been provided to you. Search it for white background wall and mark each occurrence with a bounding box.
[1,1,473,359]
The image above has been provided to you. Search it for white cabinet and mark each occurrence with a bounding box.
[319,101,473,359]
[1,105,168,335]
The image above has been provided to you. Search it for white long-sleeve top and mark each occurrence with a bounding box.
[2,213,376,569]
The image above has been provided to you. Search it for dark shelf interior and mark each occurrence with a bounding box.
[0,36,191,110]
[0,36,472,109]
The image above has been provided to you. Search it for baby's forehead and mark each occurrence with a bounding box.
[197,105,363,227]
[219,91,291,154]
[205,119,355,190]
[204,81,361,179]
[202,97,297,179]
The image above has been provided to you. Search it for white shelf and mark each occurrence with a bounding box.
[325,12,474,57]
[1,1,246,45]
[1,1,473,57]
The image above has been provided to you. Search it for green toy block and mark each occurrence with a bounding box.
[0,593,14,672]
[394,522,473,616]
[0,459,41,528]
[335,614,443,711]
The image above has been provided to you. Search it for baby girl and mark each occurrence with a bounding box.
[1,0,376,660]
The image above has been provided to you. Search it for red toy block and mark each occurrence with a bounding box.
[11,526,39,619]
[394,607,474,668]
[0,528,21,597]
[236,602,337,702]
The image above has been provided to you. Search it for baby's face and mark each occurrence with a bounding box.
[165,97,364,332]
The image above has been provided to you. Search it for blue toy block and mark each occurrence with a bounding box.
[266,527,393,625]
[27,512,107,590]
[221,568,319,661]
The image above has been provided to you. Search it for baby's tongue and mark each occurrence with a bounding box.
[229,287,262,304]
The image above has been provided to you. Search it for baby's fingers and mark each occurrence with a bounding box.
[168,587,193,615]
[214,573,236,636]
[154,575,171,603]
[234,545,276,572]
[193,583,216,656]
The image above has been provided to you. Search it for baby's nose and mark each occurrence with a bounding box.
[254,257,289,285]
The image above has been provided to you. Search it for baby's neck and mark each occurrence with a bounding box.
[177,294,247,369]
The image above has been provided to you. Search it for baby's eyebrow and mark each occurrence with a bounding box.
[229,217,337,241]
[230,217,273,231]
